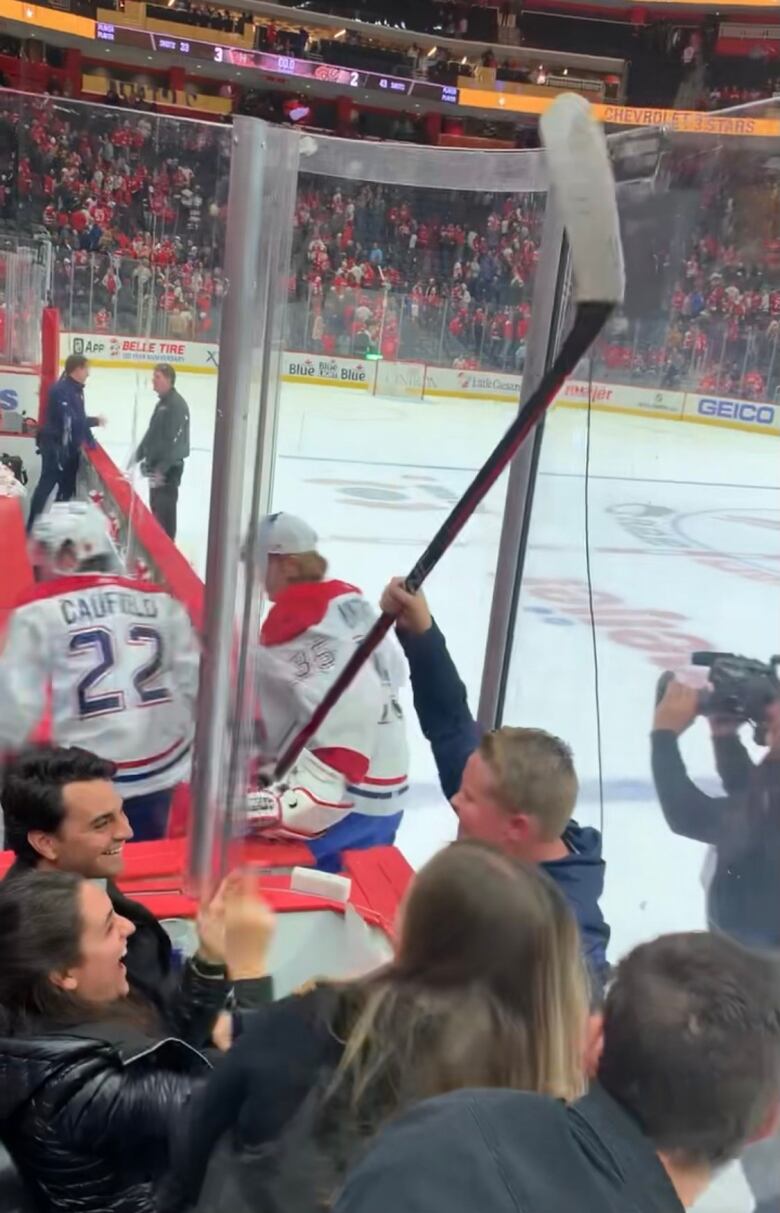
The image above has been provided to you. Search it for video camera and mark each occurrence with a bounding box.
[657,652,780,745]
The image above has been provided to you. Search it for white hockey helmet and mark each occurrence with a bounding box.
[31,501,116,575]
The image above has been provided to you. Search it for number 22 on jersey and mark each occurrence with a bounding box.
[68,625,172,719]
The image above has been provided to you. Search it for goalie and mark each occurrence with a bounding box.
[248,513,409,871]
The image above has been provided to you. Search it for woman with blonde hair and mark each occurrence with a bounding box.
[171,840,590,1213]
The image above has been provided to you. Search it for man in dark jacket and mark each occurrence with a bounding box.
[381,580,610,984]
[0,745,271,1041]
[651,679,780,1213]
[651,678,780,949]
[27,354,104,531]
[133,363,190,540]
[335,931,780,1213]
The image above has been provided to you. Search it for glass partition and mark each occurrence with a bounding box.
[182,126,558,878]
[257,137,552,867]
[498,100,780,1213]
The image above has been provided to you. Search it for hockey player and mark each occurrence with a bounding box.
[0,502,199,840]
[248,513,409,872]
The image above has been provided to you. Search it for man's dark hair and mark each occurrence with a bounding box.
[1,746,117,866]
[599,931,780,1169]
[154,362,176,386]
[63,353,88,377]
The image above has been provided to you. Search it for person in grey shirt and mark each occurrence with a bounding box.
[134,362,190,540]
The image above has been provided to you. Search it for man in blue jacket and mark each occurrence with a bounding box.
[381,579,610,985]
[27,354,104,531]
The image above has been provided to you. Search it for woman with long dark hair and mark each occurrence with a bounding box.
[173,841,591,1213]
[0,869,272,1213]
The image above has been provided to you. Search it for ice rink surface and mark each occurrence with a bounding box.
[99,368,780,1213]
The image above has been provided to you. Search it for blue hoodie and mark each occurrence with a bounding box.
[397,621,610,985]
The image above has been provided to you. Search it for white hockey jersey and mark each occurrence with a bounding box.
[0,574,199,797]
[255,579,409,839]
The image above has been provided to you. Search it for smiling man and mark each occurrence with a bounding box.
[0,745,204,1026]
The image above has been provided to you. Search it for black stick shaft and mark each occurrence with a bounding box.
[271,301,611,783]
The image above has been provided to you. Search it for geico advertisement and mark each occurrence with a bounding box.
[685,393,780,432]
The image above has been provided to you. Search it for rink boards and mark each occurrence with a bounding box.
[58,332,780,438]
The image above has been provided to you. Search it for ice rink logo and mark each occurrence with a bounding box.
[109,338,122,358]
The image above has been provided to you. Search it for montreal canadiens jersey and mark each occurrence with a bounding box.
[0,575,199,797]
[257,579,409,820]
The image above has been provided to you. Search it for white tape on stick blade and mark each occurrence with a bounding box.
[540,94,625,307]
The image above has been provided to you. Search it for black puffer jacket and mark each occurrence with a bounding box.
[4,864,273,1046]
[0,974,220,1213]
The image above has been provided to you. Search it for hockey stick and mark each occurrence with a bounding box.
[268,94,625,786]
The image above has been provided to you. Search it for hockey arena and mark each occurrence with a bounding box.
[0,69,779,1213]
[93,365,780,920]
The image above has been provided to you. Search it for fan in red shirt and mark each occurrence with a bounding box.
[381,321,399,361]
[448,311,465,340]
[69,207,89,233]
[159,287,178,313]
[744,370,765,400]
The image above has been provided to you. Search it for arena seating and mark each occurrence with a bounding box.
[0,92,228,342]
[1,85,778,398]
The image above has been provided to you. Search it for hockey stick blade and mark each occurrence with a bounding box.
[540,93,625,308]
[268,96,623,786]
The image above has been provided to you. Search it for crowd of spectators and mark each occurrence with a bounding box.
[152,0,249,36]
[285,175,542,370]
[282,152,780,400]
[0,92,229,339]
[702,82,778,112]
[1,66,779,395]
[592,152,780,401]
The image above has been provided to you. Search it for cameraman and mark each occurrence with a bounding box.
[652,680,780,1213]
[651,679,780,950]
